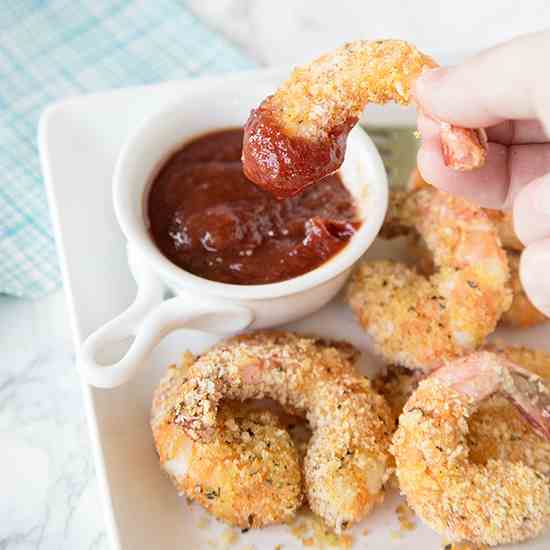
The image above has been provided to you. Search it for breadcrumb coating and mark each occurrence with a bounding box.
[392,353,550,546]
[347,187,512,371]
[375,345,550,421]
[410,235,546,329]
[152,355,303,528]
[468,394,550,476]
[268,40,438,142]
[173,331,393,531]
[408,171,524,253]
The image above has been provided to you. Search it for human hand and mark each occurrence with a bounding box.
[414,30,550,316]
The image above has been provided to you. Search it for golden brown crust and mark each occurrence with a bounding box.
[263,40,485,170]
[392,366,550,545]
[172,331,393,531]
[399,180,546,329]
[468,394,550,475]
[406,220,547,329]
[243,42,486,196]
[347,187,512,371]
[269,40,436,141]
[407,170,524,252]
[375,345,550,422]
[151,356,303,528]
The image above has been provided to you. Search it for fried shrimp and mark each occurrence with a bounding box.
[392,351,550,546]
[151,354,303,528]
[242,40,487,198]
[407,169,546,328]
[373,365,422,423]
[408,168,525,252]
[376,345,550,421]
[172,331,393,531]
[406,223,545,330]
[347,186,512,371]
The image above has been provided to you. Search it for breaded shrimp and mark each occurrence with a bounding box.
[242,40,487,198]
[408,168,525,253]
[347,187,512,371]
[392,351,550,546]
[500,251,548,327]
[151,354,303,528]
[172,332,393,532]
[406,220,546,329]
[467,393,550,477]
[375,344,550,422]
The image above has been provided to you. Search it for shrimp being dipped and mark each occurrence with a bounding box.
[392,351,550,546]
[242,40,487,198]
[347,186,512,371]
[151,354,303,528]
[172,332,393,532]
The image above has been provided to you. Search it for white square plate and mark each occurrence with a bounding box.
[39,68,550,550]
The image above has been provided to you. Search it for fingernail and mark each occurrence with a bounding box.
[513,175,550,245]
[520,242,550,316]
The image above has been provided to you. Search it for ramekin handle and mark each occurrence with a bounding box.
[79,249,253,388]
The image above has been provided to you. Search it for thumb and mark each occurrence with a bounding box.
[514,172,550,316]
[520,239,550,317]
[513,173,550,245]
[414,31,550,128]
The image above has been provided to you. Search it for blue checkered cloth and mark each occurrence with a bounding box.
[0,1,253,299]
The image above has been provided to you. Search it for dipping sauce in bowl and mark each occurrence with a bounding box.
[147,128,361,285]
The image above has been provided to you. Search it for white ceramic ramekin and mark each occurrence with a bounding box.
[80,79,388,388]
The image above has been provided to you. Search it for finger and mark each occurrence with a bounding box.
[520,239,550,316]
[418,114,549,147]
[418,139,550,208]
[418,139,507,207]
[513,173,550,244]
[414,31,550,127]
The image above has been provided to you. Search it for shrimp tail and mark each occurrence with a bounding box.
[432,352,550,441]
[439,124,488,171]
[504,363,550,441]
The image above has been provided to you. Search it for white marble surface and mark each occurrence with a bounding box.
[3,2,550,548]
[0,291,107,549]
